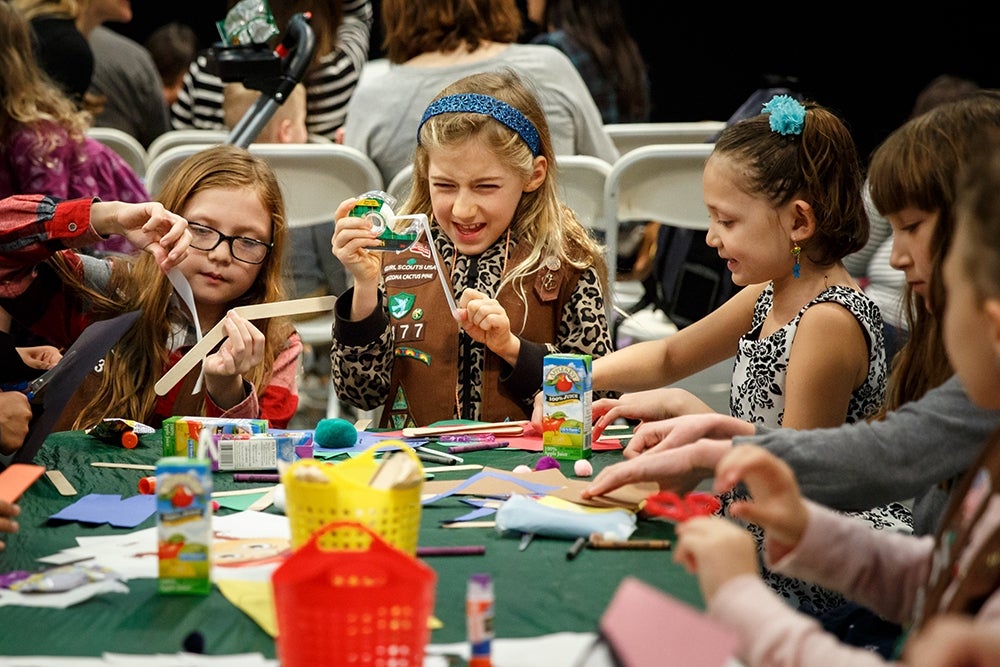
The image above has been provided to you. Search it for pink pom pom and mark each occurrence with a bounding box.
[574,459,593,477]
[512,464,532,474]
[535,456,560,471]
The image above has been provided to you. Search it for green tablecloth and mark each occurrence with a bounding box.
[0,430,702,657]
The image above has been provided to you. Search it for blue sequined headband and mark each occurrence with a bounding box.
[417,93,541,156]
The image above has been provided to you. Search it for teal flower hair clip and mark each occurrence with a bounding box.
[762,95,806,136]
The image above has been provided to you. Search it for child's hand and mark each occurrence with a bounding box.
[0,498,20,550]
[580,443,716,500]
[331,198,382,287]
[16,345,61,370]
[0,391,32,454]
[90,201,190,270]
[713,444,809,561]
[591,388,710,443]
[674,515,759,602]
[202,312,265,409]
[457,288,519,364]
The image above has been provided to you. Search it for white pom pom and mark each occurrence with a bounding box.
[512,464,532,474]
[272,484,286,513]
[574,459,594,477]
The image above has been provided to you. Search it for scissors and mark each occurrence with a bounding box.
[642,491,721,522]
[23,350,76,402]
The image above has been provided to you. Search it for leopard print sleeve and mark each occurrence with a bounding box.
[331,288,395,411]
[557,266,617,400]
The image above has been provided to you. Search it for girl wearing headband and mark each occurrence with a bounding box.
[330,68,613,428]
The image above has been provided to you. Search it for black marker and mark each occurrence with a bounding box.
[415,447,464,466]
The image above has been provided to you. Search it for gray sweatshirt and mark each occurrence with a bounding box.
[734,374,1000,535]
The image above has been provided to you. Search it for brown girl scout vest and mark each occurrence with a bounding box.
[379,238,582,429]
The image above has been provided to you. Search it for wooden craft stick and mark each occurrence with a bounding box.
[421,464,483,473]
[45,470,77,496]
[155,295,337,396]
[247,488,276,511]
[90,462,156,471]
[440,520,496,529]
[402,420,528,438]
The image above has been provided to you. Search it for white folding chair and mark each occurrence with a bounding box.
[603,143,715,345]
[146,129,332,169]
[86,126,148,179]
[385,164,414,204]
[144,144,203,197]
[556,154,612,232]
[603,121,725,155]
[146,129,229,167]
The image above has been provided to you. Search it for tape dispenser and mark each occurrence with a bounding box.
[350,190,427,252]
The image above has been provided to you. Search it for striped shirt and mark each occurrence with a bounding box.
[170,0,372,141]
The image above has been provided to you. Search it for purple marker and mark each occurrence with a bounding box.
[446,441,510,454]
[232,473,281,483]
[416,545,486,557]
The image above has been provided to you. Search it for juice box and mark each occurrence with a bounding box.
[211,433,297,472]
[161,416,268,458]
[541,353,592,460]
[156,456,212,595]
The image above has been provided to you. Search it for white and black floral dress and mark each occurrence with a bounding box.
[724,282,912,615]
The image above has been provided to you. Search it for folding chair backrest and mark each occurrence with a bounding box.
[556,154,612,234]
[248,143,383,229]
[146,129,229,167]
[602,143,714,290]
[603,122,725,154]
[386,163,414,204]
[86,127,148,179]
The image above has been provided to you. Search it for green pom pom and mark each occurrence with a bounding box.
[314,418,357,449]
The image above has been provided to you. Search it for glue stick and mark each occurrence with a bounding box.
[467,573,494,667]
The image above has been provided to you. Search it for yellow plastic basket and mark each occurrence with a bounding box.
[282,442,423,555]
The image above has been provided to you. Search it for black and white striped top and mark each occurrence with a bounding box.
[170,0,372,141]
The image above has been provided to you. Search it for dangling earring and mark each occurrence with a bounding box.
[790,242,801,278]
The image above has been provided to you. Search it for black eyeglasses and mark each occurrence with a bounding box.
[187,222,273,264]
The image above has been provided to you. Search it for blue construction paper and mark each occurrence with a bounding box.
[49,493,156,528]
[313,433,429,459]
[112,495,157,528]
[446,506,498,523]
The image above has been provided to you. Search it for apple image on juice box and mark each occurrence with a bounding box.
[542,353,592,461]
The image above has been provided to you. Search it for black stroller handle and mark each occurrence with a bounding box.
[226,11,317,148]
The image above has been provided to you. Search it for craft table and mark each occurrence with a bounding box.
[0,430,702,657]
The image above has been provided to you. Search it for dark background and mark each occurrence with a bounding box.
[115,2,999,162]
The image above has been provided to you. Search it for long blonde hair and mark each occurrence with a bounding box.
[0,3,89,146]
[51,145,291,428]
[407,68,608,303]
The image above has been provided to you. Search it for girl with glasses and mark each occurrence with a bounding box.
[0,144,301,436]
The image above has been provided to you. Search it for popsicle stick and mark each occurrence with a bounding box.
[402,420,528,438]
[155,295,337,396]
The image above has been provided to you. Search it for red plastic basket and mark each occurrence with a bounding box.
[271,520,437,667]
